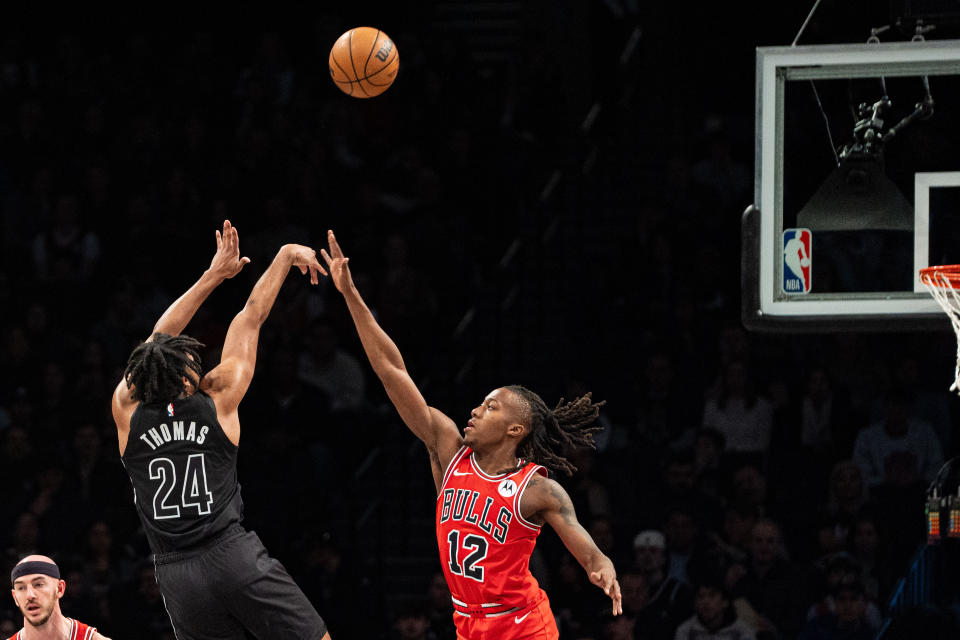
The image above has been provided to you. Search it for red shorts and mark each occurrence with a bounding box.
[454,596,559,640]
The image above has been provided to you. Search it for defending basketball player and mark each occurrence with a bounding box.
[322,230,622,639]
[9,555,111,640]
[111,220,332,640]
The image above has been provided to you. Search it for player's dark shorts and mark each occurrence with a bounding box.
[153,524,327,640]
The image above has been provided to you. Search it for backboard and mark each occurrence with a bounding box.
[743,39,960,331]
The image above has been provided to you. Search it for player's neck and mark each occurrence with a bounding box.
[472,445,521,476]
[21,612,69,640]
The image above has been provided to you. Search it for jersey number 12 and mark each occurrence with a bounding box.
[447,529,488,582]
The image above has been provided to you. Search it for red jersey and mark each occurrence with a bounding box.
[436,446,550,620]
[8,618,97,640]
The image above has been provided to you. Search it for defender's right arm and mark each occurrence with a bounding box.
[321,230,463,489]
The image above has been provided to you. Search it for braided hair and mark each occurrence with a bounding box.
[506,385,605,476]
[123,333,204,404]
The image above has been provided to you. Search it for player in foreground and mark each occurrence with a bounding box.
[111,220,332,639]
[322,229,621,639]
[8,555,111,640]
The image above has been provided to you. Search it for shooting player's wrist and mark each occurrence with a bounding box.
[201,264,233,286]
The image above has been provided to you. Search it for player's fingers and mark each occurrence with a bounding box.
[298,265,307,275]
[311,257,328,277]
[328,229,343,258]
[319,248,333,267]
[240,257,250,268]
[216,229,222,249]
[309,266,319,285]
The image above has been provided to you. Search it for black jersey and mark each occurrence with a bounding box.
[122,391,244,553]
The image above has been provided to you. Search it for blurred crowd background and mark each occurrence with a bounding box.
[1,3,959,639]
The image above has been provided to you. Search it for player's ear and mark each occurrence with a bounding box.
[57,579,65,598]
[507,422,525,438]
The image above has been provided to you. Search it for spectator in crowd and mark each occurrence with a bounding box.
[824,461,870,521]
[388,600,437,640]
[805,553,881,631]
[662,503,701,585]
[424,572,456,639]
[853,389,944,488]
[702,360,773,460]
[692,428,726,500]
[674,578,755,640]
[297,317,367,414]
[800,579,876,640]
[632,529,693,639]
[108,561,175,639]
[849,513,895,605]
[30,193,101,284]
[726,519,806,639]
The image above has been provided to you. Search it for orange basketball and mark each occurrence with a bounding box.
[329,26,399,98]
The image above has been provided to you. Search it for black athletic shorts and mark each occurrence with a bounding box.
[153,524,327,640]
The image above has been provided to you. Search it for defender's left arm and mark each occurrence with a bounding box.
[524,474,622,615]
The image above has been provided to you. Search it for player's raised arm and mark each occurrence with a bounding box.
[202,244,325,428]
[112,221,250,431]
[524,474,623,616]
[321,230,463,474]
[148,219,251,341]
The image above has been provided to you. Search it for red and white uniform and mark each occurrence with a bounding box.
[8,618,97,640]
[436,446,559,639]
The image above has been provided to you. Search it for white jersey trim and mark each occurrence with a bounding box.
[469,452,527,482]
[451,596,504,608]
[513,464,547,532]
[437,446,469,500]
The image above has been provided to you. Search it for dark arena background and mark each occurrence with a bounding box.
[2,2,960,639]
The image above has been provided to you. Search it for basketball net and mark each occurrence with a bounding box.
[920,265,960,393]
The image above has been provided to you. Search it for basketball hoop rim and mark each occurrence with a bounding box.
[920,265,960,288]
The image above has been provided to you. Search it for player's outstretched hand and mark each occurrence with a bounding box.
[286,244,327,285]
[590,568,623,616]
[320,229,353,294]
[209,219,251,280]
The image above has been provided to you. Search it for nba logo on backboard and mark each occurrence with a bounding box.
[782,228,811,295]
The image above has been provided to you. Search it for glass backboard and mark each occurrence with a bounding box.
[743,39,960,331]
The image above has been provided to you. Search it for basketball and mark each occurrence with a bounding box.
[329,26,399,98]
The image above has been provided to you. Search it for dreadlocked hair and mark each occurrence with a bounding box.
[124,333,205,404]
[506,384,606,476]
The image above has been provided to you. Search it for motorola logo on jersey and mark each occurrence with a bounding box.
[498,479,517,497]
[439,488,512,544]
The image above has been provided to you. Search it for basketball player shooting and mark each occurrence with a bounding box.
[111,220,332,640]
[321,230,622,639]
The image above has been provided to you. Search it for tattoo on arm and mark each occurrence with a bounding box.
[534,476,577,526]
[551,483,577,526]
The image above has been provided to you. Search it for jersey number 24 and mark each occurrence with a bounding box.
[149,454,214,519]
